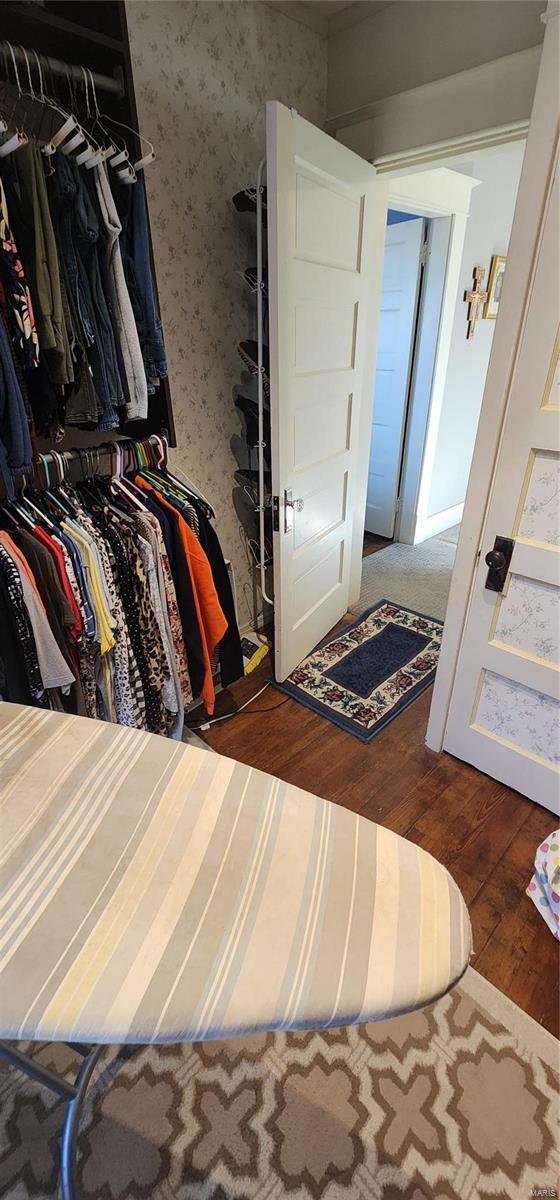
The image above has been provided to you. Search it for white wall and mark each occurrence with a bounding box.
[426,141,526,520]
[328,0,545,120]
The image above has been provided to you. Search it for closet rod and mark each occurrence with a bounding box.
[0,41,124,97]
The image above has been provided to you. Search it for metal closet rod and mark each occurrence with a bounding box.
[0,41,124,97]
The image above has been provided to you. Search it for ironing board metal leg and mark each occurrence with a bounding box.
[60,1044,105,1200]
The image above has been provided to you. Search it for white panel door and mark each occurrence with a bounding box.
[267,101,385,682]
[365,218,424,538]
[443,162,560,814]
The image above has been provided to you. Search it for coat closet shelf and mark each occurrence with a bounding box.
[0,0,177,450]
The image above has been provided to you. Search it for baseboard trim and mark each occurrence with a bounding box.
[414,502,464,543]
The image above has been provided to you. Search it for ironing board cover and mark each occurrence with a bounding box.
[0,703,471,1044]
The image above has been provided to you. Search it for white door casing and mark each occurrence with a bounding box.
[443,157,560,814]
[267,101,386,681]
[365,217,424,539]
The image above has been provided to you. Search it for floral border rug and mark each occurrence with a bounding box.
[0,969,558,1199]
[272,601,444,741]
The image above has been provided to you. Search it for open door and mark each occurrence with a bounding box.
[366,217,425,539]
[267,101,386,681]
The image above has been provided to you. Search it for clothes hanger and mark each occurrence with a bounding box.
[41,451,74,518]
[108,441,148,512]
[0,44,29,157]
[18,47,58,158]
[92,76,155,181]
[82,70,118,167]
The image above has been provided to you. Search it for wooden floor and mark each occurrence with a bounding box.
[363,531,392,557]
[200,653,559,1038]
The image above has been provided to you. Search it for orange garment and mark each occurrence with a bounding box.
[134,476,227,715]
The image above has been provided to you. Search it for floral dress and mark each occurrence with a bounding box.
[0,177,39,371]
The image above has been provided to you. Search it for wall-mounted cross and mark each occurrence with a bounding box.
[464,266,488,340]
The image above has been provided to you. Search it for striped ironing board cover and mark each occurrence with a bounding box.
[0,703,471,1045]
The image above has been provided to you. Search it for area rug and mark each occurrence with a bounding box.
[355,527,460,622]
[272,601,444,742]
[0,969,557,1199]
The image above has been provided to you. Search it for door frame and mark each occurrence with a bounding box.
[349,167,480,604]
[426,2,559,753]
[339,70,554,752]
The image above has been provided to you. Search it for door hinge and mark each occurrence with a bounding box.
[421,240,429,266]
[395,496,401,514]
[272,495,279,532]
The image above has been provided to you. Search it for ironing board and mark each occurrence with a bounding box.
[0,702,471,1197]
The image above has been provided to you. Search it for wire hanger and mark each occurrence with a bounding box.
[90,67,154,181]
[80,68,117,168]
[0,43,29,157]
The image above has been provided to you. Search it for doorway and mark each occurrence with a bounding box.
[365,209,426,543]
[356,140,527,629]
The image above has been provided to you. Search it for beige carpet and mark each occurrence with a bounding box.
[356,527,461,622]
[1,968,558,1199]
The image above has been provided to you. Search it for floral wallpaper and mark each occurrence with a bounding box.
[518,450,560,547]
[494,574,559,665]
[475,670,560,767]
[126,1,327,626]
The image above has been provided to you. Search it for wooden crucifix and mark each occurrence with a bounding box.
[464,266,488,339]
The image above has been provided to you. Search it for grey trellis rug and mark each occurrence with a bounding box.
[0,969,557,1199]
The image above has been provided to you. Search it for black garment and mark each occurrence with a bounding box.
[0,562,32,704]
[0,541,46,705]
[46,158,101,427]
[138,490,206,700]
[73,163,124,428]
[192,502,243,687]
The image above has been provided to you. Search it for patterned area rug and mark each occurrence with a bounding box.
[0,970,557,1199]
[272,601,444,741]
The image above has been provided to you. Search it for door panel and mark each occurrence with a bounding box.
[365,218,425,539]
[267,101,384,681]
[443,163,560,813]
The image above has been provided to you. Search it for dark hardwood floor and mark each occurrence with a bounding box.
[363,531,392,557]
[197,651,559,1038]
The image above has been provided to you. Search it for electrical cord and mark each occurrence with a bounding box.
[187,683,289,731]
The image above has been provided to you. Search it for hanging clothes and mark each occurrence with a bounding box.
[0,128,165,439]
[0,176,39,373]
[134,475,228,716]
[114,174,168,393]
[0,312,33,496]
[94,164,148,422]
[0,445,243,731]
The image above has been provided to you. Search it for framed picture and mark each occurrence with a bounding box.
[484,255,506,319]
